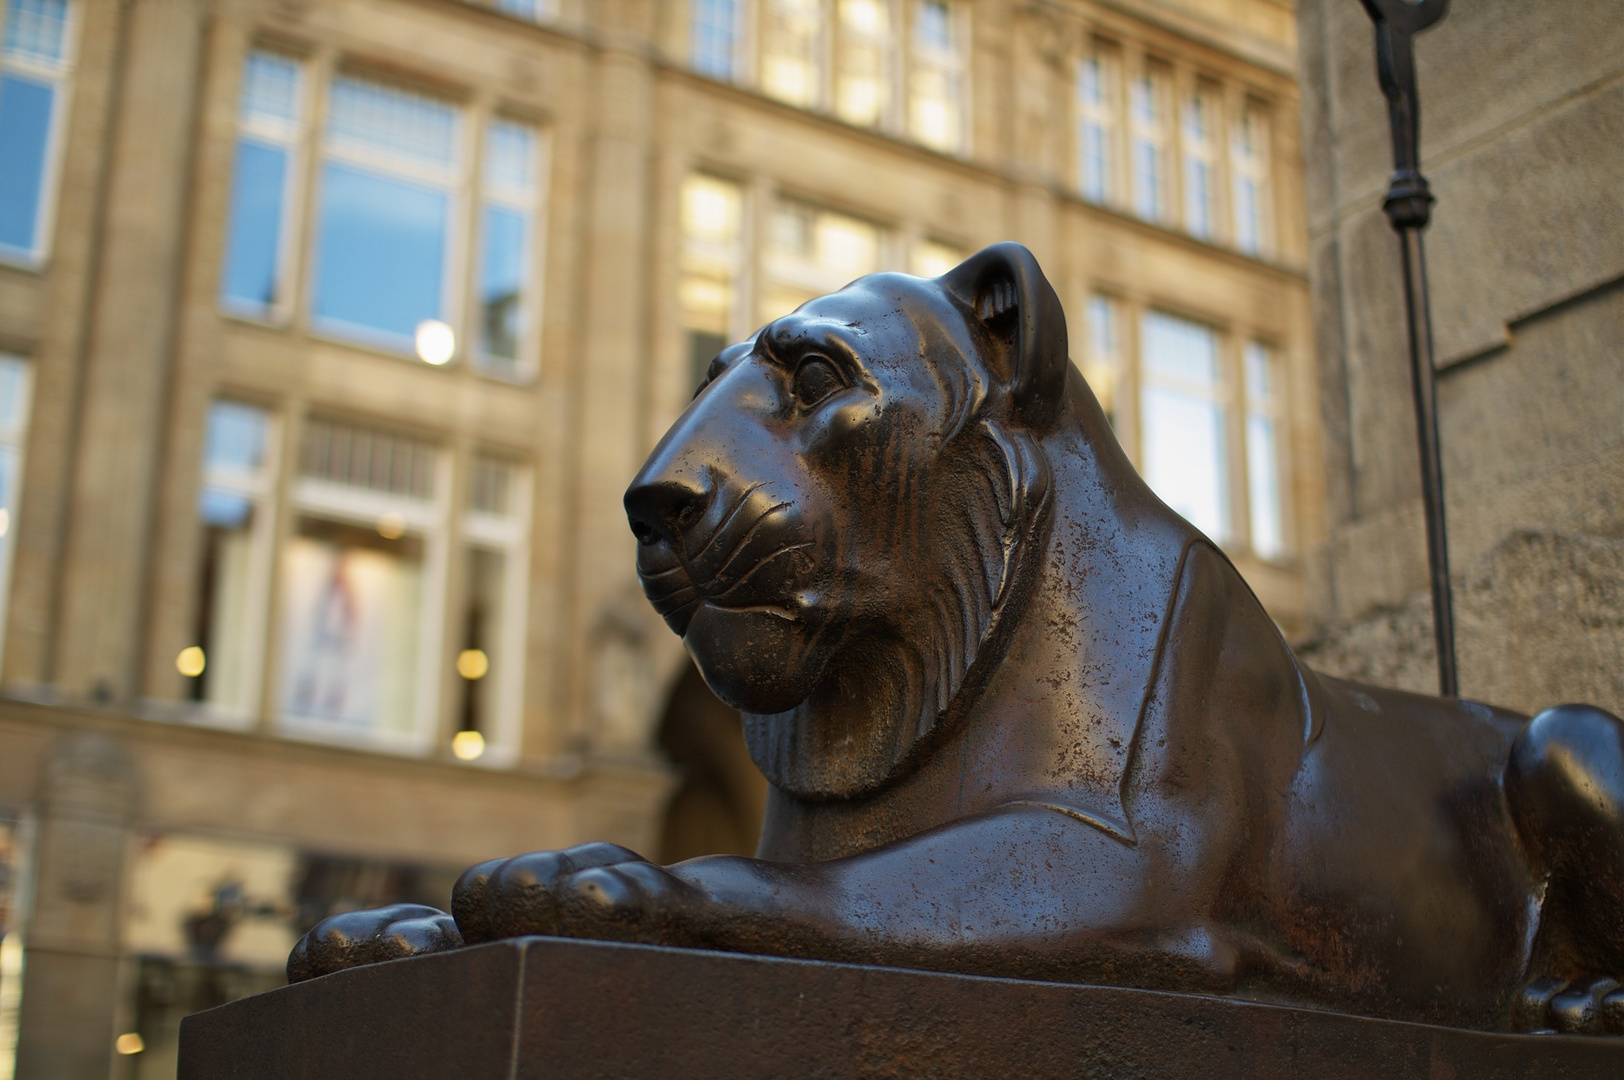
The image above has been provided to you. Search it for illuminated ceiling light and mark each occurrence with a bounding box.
[115,1033,145,1056]
[451,729,486,761]
[175,646,206,678]
[377,512,407,540]
[415,319,456,366]
[456,648,490,681]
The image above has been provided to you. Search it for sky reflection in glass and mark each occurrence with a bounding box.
[221,141,288,310]
[0,74,53,255]
[313,164,448,348]
[479,206,525,364]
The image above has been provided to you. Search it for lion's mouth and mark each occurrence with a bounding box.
[636,484,810,636]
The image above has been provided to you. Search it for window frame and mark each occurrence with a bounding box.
[758,0,829,110]
[1127,63,1173,226]
[1230,99,1274,257]
[1075,46,1119,206]
[1081,293,1123,428]
[1138,309,1231,544]
[0,0,77,269]
[690,0,748,82]
[910,236,964,279]
[905,0,967,155]
[1085,296,1293,560]
[0,353,33,670]
[456,455,532,767]
[833,0,897,130]
[1241,339,1290,561]
[188,399,283,727]
[1181,82,1221,241]
[492,0,556,22]
[275,422,452,756]
[678,172,751,388]
[307,70,469,361]
[470,115,548,381]
[219,48,309,324]
[759,193,883,323]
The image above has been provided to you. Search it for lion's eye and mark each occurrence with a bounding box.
[792,357,843,408]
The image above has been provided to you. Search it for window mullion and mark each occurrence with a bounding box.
[0,356,35,670]
[1218,81,1241,248]
[1120,296,1143,470]
[455,96,490,372]
[1170,63,1191,236]
[294,49,335,336]
[1222,330,1251,553]
[450,455,531,765]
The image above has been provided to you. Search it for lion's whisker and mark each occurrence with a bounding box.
[707,542,813,602]
[701,501,796,585]
[685,480,766,557]
[688,495,783,577]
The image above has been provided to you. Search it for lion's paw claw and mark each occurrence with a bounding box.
[287,903,462,983]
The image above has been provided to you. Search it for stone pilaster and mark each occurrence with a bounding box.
[14,731,139,1080]
[50,0,208,699]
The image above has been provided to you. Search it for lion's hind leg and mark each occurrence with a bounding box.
[1506,703,1624,1033]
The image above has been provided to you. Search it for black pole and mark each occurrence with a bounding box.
[1357,0,1457,697]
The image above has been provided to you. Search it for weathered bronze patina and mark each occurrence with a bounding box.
[291,244,1624,1034]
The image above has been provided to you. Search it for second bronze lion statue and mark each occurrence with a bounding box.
[291,243,1624,1035]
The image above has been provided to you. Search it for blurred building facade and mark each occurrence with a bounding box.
[0,0,1313,1075]
[1295,0,1624,716]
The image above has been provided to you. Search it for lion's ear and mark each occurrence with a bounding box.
[941,242,1069,428]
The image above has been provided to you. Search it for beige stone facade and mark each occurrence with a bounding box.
[1294,0,1624,716]
[0,0,1314,1075]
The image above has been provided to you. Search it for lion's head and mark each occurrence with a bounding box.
[625,244,1069,800]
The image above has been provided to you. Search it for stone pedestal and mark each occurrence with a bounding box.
[178,937,1623,1079]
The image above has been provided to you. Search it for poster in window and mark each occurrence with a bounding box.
[279,529,422,736]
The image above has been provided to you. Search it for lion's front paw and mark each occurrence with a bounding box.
[1514,975,1624,1035]
[287,903,463,983]
[453,842,699,946]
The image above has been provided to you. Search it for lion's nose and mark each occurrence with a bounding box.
[625,474,714,549]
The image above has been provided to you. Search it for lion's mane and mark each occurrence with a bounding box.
[741,303,1055,801]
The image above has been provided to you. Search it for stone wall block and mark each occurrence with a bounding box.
[1303,529,1624,719]
[1308,234,1353,531]
[1293,0,1338,234]
[1317,0,1389,208]
[1408,0,1624,187]
[1340,209,1420,516]
[1427,81,1624,364]
[1432,285,1624,557]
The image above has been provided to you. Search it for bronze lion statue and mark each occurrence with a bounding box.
[291,243,1624,1035]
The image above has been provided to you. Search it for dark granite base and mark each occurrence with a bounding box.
[178,937,1624,1079]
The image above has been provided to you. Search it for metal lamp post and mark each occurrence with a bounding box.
[1356,0,1457,697]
